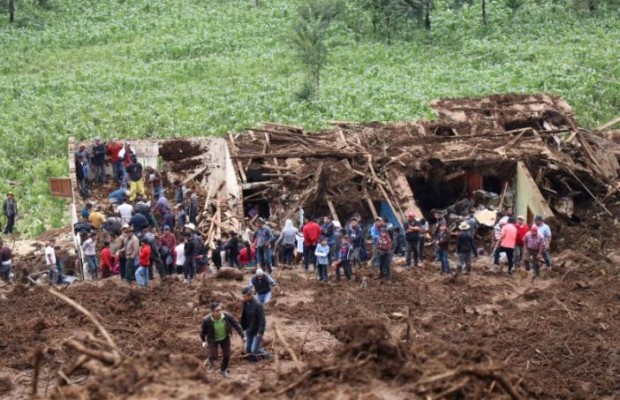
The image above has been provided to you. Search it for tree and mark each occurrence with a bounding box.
[8,0,15,23]
[292,0,343,100]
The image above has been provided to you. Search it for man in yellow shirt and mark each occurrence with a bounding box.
[88,206,107,229]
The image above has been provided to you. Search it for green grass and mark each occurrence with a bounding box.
[0,0,618,236]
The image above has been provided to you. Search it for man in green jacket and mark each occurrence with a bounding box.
[200,302,245,378]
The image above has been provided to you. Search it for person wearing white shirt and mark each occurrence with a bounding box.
[82,232,98,280]
[174,237,186,275]
[45,239,58,284]
[117,201,134,225]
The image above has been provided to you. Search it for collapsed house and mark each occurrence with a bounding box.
[66,93,620,279]
[228,94,619,230]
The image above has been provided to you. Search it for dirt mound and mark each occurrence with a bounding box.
[159,140,203,162]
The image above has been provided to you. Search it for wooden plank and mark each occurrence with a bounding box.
[326,200,340,226]
[234,151,367,160]
[442,170,465,182]
[228,132,248,183]
[596,116,620,131]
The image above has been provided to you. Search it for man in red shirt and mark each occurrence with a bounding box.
[136,238,151,288]
[100,241,114,279]
[513,215,530,268]
[302,215,321,271]
[107,139,124,185]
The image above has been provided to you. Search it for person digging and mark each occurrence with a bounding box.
[200,302,245,378]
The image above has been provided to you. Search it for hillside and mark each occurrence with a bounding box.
[0,0,619,235]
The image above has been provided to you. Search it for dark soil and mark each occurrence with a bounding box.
[159,140,204,162]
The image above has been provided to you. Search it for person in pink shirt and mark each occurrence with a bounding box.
[494,217,517,275]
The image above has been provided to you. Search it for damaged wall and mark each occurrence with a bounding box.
[515,161,554,222]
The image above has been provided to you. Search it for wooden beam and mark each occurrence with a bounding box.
[228,132,247,183]
[326,200,340,226]
[234,151,367,160]
[596,116,620,131]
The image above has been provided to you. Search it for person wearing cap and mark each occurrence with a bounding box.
[514,216,529,268]
[248,268,277,304]
[2,192,18,234]
[534,215,553,269]
[107,139,124,185]
[403,211,422,270]
[200,302,245,378]
[91,137,107,184]
[240,287,267,362]
[82,232,99,280]
[162,208,176,231]
[494,217,517,275]
[136,237,151,288]
[123,227,140,286]
[253,218,274,273]
[436,222,451,275]
[456,222,477,275]
[522,225,545,277]
[144,166,163,200]
[302,215,321,271]
[45,239,59,285]
[0,239,13,284]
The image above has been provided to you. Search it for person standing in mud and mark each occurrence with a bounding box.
[240,287,267,363]
[436,223,451,275]
[302,215,321,271]
[200,302,245,378]
[534,215,553,269]
[254,218,273,273]
[522,225,545,278]
[248,268,277,304]
[45,238,58,285]
[455,222,477,275]
[403,211,421,270]
[123,227,140,286]
[346,217,364,270]
[376,227,393,279]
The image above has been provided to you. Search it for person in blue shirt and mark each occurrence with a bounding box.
[314,237,330,282]
[534,215,553,268]
[370,217,384,268]
[108,188,131,204]
[254,218,274,273]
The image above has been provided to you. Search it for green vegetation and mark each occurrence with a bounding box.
[0,0,618,236]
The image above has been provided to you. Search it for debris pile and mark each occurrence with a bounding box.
[228,94,620,229]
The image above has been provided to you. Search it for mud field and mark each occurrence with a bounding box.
[1,247,618,399]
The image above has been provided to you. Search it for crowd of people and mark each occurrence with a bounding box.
[1,139,556,377]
